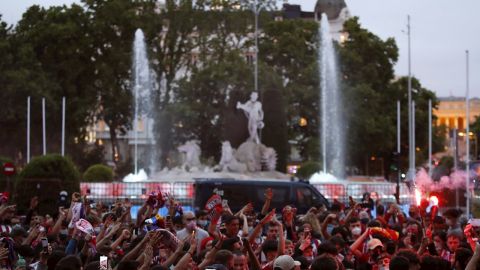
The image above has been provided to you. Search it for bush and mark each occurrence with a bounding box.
[16,154,80,214]
[83,164,113,182]
[296,161,322,180]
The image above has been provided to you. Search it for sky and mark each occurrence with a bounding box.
[1,0,479,98]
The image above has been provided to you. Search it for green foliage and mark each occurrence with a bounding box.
[73,144,106,173]
[338,17,441,176]
[262,75,289,172]
[296,161,322,180]
[83,164,113,182]
[16,154,80,214]
[261,19,320,156]
[18,154,80,187]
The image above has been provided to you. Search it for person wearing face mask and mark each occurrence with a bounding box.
[196,210,209,230]
[175,211,209,255]
[347,217,362,241]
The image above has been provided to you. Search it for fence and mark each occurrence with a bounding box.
[311,182,414,205]
[80,181,195,208]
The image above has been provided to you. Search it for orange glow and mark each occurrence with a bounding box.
[430,196,439,206]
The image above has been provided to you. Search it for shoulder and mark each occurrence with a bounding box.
[176,228,188,239]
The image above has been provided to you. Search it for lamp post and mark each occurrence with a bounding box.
[252,0,265,96]
[466,49,471,218]
[407,15,414,183]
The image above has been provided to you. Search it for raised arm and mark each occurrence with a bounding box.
[248,209,275,245]
[261,188,273,216]
[350,228,370,258]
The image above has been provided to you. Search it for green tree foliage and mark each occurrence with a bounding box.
[0,14,56,160]
[338,17,442,177]
[389,77,445,170]
[261,70,288,172]
[14,5,98,157]
[82,0,143,164]
[173,52,253,159]
[16,154,80,213]
[83,164,113,182]
[296,161,322,180]
[261,19,319,157]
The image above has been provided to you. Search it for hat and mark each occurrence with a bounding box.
[273,255,301,270]
[10,226,27,238]
[367,238,384,250]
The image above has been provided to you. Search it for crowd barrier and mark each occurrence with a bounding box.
[81,180,414,208]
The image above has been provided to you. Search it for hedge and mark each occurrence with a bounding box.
[83,164,113,182]
[16,154,80,214]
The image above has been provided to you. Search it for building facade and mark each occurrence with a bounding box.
[434,97,480,160]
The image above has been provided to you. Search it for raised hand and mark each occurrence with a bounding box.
[264,188,273,201]
[260,209,276,226]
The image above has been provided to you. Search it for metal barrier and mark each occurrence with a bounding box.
[81,181,414,209]
[80,181,195,207]
[311,182,414,205]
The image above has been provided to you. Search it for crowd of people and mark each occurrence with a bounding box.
[0,188,479,270]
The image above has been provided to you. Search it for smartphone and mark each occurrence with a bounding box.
[100,255,108,270]
[41,237,48,251]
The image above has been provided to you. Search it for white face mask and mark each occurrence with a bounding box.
[434,242,443,252]
[351,227,362,236]
[197,220,207,227]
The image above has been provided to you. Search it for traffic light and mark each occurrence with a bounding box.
[391,152,400,171]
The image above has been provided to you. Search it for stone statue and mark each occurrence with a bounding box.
[218,141,247,173]
[236,92,264,144]
[234,141,277,172]
[177,140,201,170]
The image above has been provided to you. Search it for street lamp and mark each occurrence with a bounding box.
[252,0,265,96]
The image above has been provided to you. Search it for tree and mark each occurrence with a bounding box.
[173,51,253,160]
[338,17,442,176]
[260,19,320,159]
[83,0,143,164]
[0,6,98,163]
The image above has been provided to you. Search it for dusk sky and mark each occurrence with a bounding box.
[1,0,479,98]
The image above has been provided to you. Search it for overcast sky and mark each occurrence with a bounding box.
[1,0,479,98]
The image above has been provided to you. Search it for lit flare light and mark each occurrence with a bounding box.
[430,196,439,206]
[415,187,422,206]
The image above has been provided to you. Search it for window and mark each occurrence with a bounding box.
[296,187,313,206]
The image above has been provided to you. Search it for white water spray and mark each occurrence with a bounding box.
[319,14,345,177]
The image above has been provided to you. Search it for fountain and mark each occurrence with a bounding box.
[123,31,285,182]
[124,29,158,182]
[318,13,345,178]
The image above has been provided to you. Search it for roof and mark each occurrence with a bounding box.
[438,96,480,101]
[282,4,315,20]
[315,0,347,20]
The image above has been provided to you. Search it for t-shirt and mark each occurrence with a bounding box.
[176,227,209,254]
